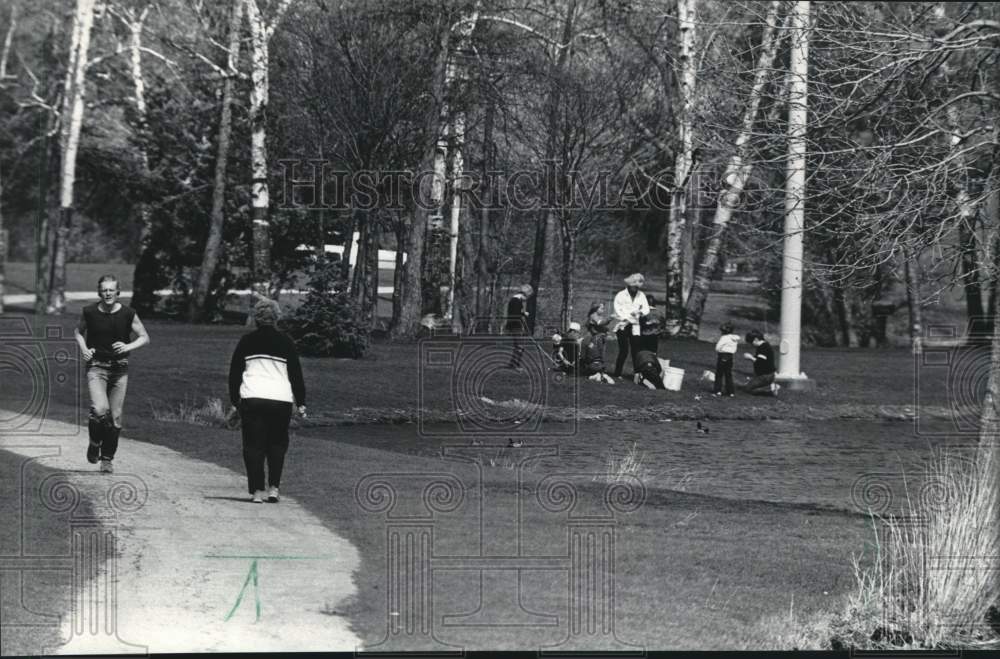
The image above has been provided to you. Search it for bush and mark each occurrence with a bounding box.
[284,256,370,358]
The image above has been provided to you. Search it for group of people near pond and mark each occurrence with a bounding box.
[506,272,780,397]
[74,269,776,506]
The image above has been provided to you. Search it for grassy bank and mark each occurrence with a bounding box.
[2,311,996,650]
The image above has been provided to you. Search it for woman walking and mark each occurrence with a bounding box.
[228,299,306,503]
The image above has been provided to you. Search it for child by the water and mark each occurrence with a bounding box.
[713,322,740,397]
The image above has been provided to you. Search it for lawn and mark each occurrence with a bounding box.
[3,305,989,650]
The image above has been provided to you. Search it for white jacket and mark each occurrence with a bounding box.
[613,289,649,336]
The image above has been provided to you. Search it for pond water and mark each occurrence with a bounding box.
[304,417,971,515]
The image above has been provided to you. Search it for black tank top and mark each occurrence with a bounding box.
[81,303,136,364]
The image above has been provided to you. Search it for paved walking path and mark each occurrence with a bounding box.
[0,415,362,653]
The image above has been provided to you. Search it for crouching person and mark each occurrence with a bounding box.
[555,322,583,375]
[634,349,666,390]
[742,329,780,396]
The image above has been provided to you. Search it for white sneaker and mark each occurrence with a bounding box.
[251,490,266,504]
[99,459,113,474]
[267,486,279,503]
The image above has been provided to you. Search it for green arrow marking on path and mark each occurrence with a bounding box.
[224,559,261,622]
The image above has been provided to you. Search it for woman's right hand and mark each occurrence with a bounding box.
[81,347,94,362]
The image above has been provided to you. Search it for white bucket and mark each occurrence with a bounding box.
[663,366,685,391]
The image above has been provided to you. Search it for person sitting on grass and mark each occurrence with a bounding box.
[742,329,780,396]
[549,332,564,371]
[555,322,583,374]
[634,349,666,390]
[713,322,741,397]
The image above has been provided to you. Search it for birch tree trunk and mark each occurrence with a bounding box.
[677,0,784,337]
[351,209,368,297]
[341,210,356,283]
[244,0,293,302]
[363,216,380,327]
[904,246,924,353]
[445,109,465,329]
[47,0,96,315]
[0,165,5,314]
[665,0,697,330]
[475,98,495,322]
[390,213,406,331]
[986,184,1000,335]
[190,0,244,321]
[391,24,451,340]
[123,8,160,316]
[559,220,575,329]
[458,193,477,333]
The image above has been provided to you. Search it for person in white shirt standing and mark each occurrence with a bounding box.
[611,273,649,379]
[713,322,741,397]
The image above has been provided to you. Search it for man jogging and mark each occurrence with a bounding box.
[229,299,306,503]
[74,275,151,473]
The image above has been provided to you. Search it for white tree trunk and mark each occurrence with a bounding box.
[245,0,293,303]
[435,7,478,322]
[0,165,5,314]
[48,0,96,315]
[665,0,697,329]
[124,8,161,314]
[777,0,809,379]
[445,110,465,330]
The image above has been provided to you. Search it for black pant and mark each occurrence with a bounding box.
[507,324,527,368]
[240,398,292,494]
[744,372,776,395]
[714,353,735,395]
[612,329,642,377]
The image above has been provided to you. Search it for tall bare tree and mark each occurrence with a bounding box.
[678,0,784,338]
[189,0,244,321]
